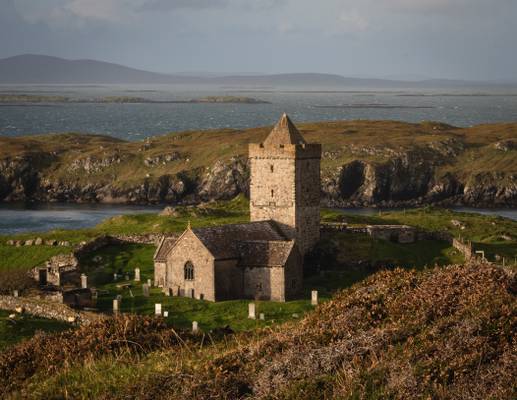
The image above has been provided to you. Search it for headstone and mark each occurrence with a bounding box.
[134,268,141,282]
[125,274,130,281]
[163,311,169,317]
[259,313,265,320]
[142,283,150,297]
[192,321,198,333]
[311,290,318,306]
[113,273,118,281]
[248,303,256,319]
[147,278,152,287]
[13,290,18,297]
[80,273,88,289]
[155,303,162,316]
[113,298,120,313]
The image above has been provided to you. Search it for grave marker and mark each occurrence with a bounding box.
[13,290,18,297]
[80,273,88,289]
[259,313,265,321]
[163,311,169,317]
[155,303,162,316]
[192,321,198,333]
[134,268,141,282]
[142,283,150,297]
[311,290,318,306]
[248,303,256,319]
[113,298,120,313]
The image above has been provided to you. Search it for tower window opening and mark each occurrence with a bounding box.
[271,189,274,198]
[270,165,274,172]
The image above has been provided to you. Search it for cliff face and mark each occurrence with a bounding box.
[0,121,516,207]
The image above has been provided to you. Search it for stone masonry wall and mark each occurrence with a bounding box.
[452,237,473,260]
[0,295,105,325]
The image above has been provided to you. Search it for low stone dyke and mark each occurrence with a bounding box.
[0,295,106,325]
[452,237,473,260]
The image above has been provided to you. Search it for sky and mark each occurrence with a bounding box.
[1,0,517,81]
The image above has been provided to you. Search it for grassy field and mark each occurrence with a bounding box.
[0,310,70,351]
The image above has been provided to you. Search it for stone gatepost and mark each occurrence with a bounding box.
[134,268,141,282]
[155,303,162,316]
[311,290,318,306]
[192,321,198,333]
[80,274,88,289]
[248,303,256,319]
[142,283,150,297]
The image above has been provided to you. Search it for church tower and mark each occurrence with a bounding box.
[249,113,321,256]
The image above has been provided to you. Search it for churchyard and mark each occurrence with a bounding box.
[0,196,516,349]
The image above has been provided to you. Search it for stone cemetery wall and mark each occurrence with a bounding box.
[0,295,105,325]
[452,238,473,260]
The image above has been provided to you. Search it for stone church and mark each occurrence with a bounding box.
[154,114,321,301]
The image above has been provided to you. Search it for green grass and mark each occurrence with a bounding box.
[0,310,70,351]
[78,243,315,331]
[0,245,69,271]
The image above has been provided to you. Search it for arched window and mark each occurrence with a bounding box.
[184,261,194,280]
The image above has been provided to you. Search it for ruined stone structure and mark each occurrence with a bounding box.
[154,114,321,301]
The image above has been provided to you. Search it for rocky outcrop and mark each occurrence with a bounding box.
[0,133,515,207]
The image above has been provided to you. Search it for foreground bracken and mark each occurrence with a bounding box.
[2,263,516,399]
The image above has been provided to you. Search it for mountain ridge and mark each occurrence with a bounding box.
[1,54,515,88]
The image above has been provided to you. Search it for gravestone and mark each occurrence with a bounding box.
[113,298,120,313]
[80,274,88,289]
[192,321,198,333]
[259,313,265,321]
[248,303,256,319]
[134,268,141,282]
[113,273,118,281]
[163,311,169,317]
[155,303,162,316]
[125,274,130,281]
[142,283,150,297]
[13,290,18,297]
[311,290,318,306]
[147,278,152,287]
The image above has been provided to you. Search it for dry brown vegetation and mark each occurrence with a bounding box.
[3,263,515,399]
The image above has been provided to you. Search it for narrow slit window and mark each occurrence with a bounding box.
[271,189,274,198]
[270,165,274,172]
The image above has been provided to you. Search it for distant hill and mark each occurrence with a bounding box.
[0,54,513,88]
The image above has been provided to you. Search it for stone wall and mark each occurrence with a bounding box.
[0,295,105,325]
[452,237,473,260]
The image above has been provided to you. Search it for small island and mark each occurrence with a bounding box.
[0,94,270,105]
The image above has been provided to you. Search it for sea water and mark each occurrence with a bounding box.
[1,84,517,139]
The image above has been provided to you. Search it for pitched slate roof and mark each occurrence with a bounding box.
[263,113,307,146]
[237,240,296,267]
[154,235,179,262]
[192,220,286,260]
